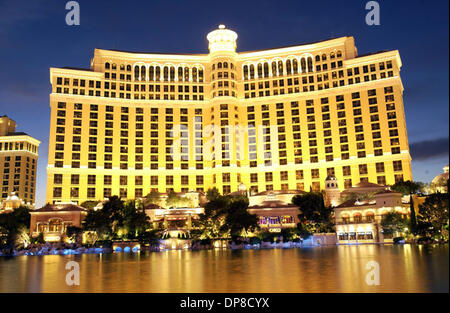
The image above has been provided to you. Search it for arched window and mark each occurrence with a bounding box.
[184,67,190,82]
[192,67,198,82]
[263,62,269,77]
[366,212,375,222]
[272,61,277,76]
[120,64,125,71]
[149,66,154,81]
[293,59,298,74]
[330,52,335,59]
[278,60,283,76]
[126,65,131,72]
[315,55,320,62]
[105,62,110,70]
[322,54,327,61]
[134,66,140,80]
[140,65,146,81]
[178,67,183,81]
[243,65,249,80]
[341,213,350,224]
[230,63,234,69]
[353,213,362,223]
[155,66,160,81]
[170,66,175,82]
[257,63,262,78]
[112,63,117,70]
[307,57,313,72]
[249,64,255,79]
[49,219,63,232]
[301,58,307,73]
[199,68,204,82]
[163,66,169,81]
[286,59,292,75]
[223,62,228,69]
[337,50,342,58]
[217,62,222,69]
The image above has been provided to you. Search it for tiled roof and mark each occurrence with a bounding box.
[32,204,87,212]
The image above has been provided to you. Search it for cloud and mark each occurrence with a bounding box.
[410,137,449,161]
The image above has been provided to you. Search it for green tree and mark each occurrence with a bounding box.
[341,192,376,203]
[144,190,161,207]
[122,200,150,239]
[82,209,111,244]
[206,187,221,201]
[66,226,83,243]
[391,180,425,195]
[221,196,258,238]
[196,192,229,238]
[292,192,334,233]
[0,206,31,248]
[416,193,449,238]
[409,195,417,235]
[80,201,99,210]
[381,212,408,236]
[165,191,189,208]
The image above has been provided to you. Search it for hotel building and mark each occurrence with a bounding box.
[46,25,412,204]
[0,115,40,207]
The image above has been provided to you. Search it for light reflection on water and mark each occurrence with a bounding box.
[0,244,448,293]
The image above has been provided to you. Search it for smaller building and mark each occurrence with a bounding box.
[0,115,40,206]
[0,192,24,213]
[430,165,449,193]
[247,190,301,233]
[145,205,204,230]
[334,190,409,244]
[29,203,87,242]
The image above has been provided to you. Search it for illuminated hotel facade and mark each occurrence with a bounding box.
[0,115,40,206]
[46,25,412,204]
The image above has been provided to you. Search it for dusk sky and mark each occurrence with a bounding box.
[0,0,448,207]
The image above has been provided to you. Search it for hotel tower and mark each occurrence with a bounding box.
[46,25,412,204]
[0,115,40,206]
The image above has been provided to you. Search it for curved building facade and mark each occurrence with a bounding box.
[46,25,412,204]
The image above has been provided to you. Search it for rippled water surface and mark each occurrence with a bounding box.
[0,244,448,293]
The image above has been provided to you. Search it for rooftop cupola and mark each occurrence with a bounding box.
[207,25,238,54]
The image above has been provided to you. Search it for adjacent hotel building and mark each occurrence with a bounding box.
[46,25,412,204]
[0,115,40,207]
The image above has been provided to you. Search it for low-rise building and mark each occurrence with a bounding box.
[29,203,87,242]
[247,190,300,232]
[334,188,409,244]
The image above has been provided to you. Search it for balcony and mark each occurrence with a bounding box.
[336,218,376,225]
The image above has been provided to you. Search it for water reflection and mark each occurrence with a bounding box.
[0,245,448,293]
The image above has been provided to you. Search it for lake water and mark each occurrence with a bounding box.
[0,244,448,293]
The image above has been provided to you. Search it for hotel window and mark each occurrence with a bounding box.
[359,164,368,175]
[377,176,386,185]
[376,162,385,173]
[88,175,96,185]
[311,182,320,191]
[311,169,320,179]
[87,188,96,198]
[54,174,63,184]
[53,187,62,198]
[393,160,403,171]
[395,174,403,183]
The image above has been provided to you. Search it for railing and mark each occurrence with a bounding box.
[336,218,376,225]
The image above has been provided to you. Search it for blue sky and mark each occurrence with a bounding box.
[0,0,448,207]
